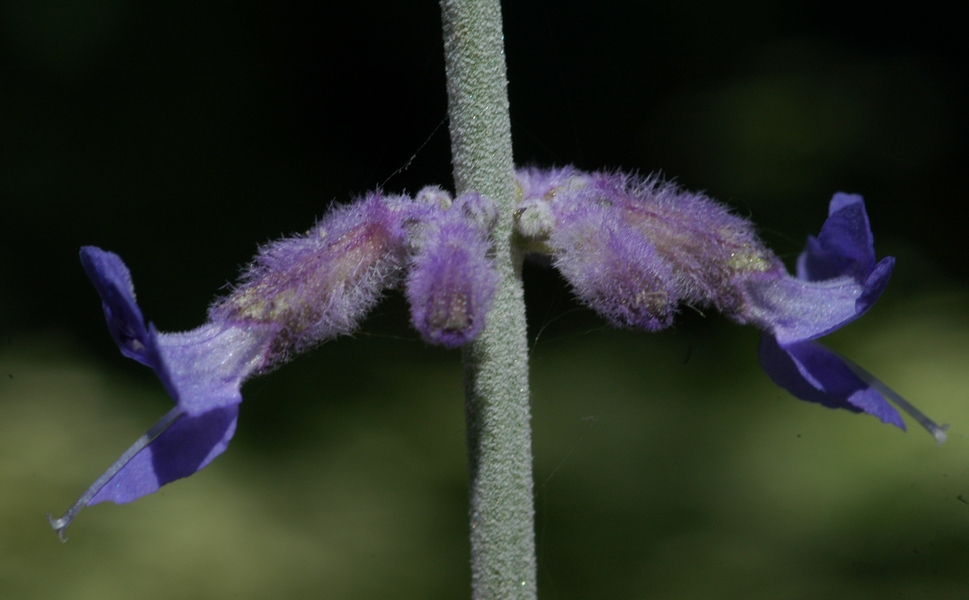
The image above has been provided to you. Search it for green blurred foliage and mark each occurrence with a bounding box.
[2,1,967,598]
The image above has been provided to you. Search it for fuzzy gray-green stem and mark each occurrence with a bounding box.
[439,1,537,598]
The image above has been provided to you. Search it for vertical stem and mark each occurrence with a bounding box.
[439,1,537,599]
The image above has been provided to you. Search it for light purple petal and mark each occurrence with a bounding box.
[741,273,865,345]
[156,323,275,416]
[740,256,894,346]
[758,333,905,429]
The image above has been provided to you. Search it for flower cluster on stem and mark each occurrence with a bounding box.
[52,169,945,544]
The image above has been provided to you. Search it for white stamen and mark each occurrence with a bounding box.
[47,406,183,542]
[840,355,948,445]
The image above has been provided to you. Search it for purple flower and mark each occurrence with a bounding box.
[515,168,945,440]
[48,247,278,541]
[50,193,415,540]
[736,194,894,346]
[740,194,947,442]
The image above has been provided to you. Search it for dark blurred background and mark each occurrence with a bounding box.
[2,1,968,598]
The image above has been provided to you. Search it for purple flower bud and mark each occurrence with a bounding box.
[405,192,498,347]
[211,192,411,362]
[549,193,680,330]
[517,167,775,330]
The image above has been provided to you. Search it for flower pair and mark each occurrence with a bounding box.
[50,168,944,540]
